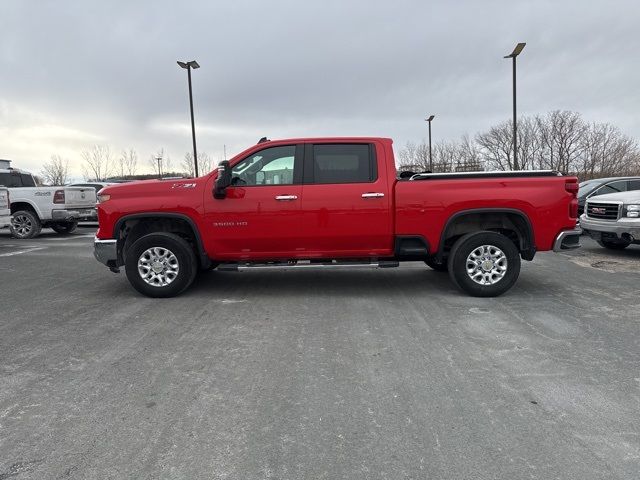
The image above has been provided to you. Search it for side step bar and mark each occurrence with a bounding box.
[218,259,399,272]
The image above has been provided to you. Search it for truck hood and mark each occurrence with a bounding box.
[588,190,640,204]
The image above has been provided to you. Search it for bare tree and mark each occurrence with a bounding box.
[149,149,171,177]
[456,134,484,172]
[397,141,430,172]
[81,145,114,181]
[199,152,213,175]
[181,151,214,177]
[476,120,517,171]
[118,148,138,177]
[579,123,639,179]
[181,152,195,177]
[403,109,639,179]
[41,155,69,185]
[431,140,459,173]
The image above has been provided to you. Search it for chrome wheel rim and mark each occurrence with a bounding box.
[12,214,33,237]
[137,247,179,287]
[466,245,508,285]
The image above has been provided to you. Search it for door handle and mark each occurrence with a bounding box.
[361,192,385,198]
[275,195,298,201]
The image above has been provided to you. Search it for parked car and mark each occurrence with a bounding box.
[577,177,640,216]
[0,165,98,238]
[0,186,10,230]
[580,190,640,250]
[94,137,581,298]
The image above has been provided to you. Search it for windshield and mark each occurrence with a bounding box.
[578,180,601,199]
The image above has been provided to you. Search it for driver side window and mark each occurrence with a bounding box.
[231,145,296,186]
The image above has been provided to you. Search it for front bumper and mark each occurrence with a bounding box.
[94,237,118,268]
[52,207,97,221]
[553,227,583,252]
[579,215,640,241]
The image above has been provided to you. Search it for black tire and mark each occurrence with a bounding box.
[125,232,198,298]
[597,239,630,250]
[425,258,448,272]
[10,210,42,239]
[447,231,521,297]
[51,221,78,234]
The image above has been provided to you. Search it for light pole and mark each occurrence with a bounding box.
[425,115,435,172]
[156,155,163,179]
[177,60,200,177]
[504,43,525,170]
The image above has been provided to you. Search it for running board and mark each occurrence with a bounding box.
[218,259,399,272]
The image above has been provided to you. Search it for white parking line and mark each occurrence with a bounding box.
[0,247,45,257]
[44,234,95,241]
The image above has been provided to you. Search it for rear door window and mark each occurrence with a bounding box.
[20,174,35,187]
[308,144,376,184]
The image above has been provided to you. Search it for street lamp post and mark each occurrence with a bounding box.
[156,155,163,179]
[504,43,525,170]
[425,115,435,172]
[177,60,200,177]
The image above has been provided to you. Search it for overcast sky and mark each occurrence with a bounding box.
[1,0,639,179]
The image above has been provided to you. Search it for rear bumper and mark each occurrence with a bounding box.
[94,237,118,267]
[553,227,583,252]
[52,208,97,221]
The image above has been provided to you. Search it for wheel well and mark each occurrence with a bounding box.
[117,216,207,267]
[438,211,535,260]
[11,202,38,216]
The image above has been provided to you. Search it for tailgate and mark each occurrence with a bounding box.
[64,187,97,208]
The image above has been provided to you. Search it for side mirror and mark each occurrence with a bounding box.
[214,161,232,199]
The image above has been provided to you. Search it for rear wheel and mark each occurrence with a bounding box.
[447,231,521,297]
[10,210,42,239]
[125,232,198,298]
[51,221,78,234]
[597,239,630,250]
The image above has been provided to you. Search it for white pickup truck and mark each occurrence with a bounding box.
[0,166,97,239]
[0,187,10,230]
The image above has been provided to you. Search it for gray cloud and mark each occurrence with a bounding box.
[1,0,639,177]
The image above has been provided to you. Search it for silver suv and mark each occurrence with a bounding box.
[580,190,640,250]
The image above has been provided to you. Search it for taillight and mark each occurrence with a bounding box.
[53,190,65,204]
[565,181,579,195]
[569,199,578,218]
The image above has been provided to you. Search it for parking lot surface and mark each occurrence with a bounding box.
[1,227,639,480]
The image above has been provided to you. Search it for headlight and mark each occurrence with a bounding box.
[625,204,640,217]
[97,194,111,204]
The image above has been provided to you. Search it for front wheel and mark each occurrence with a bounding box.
[125,233,198,298]
[597,239,630,250]
[447,231,521,297]
[51,221,78,234]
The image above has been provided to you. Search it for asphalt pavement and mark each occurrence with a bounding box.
[1,227,639,479]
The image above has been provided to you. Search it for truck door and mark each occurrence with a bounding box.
[203,144,304,260]
[299,142,393,256]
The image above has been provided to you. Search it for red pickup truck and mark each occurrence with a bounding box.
[94,137,581,298]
